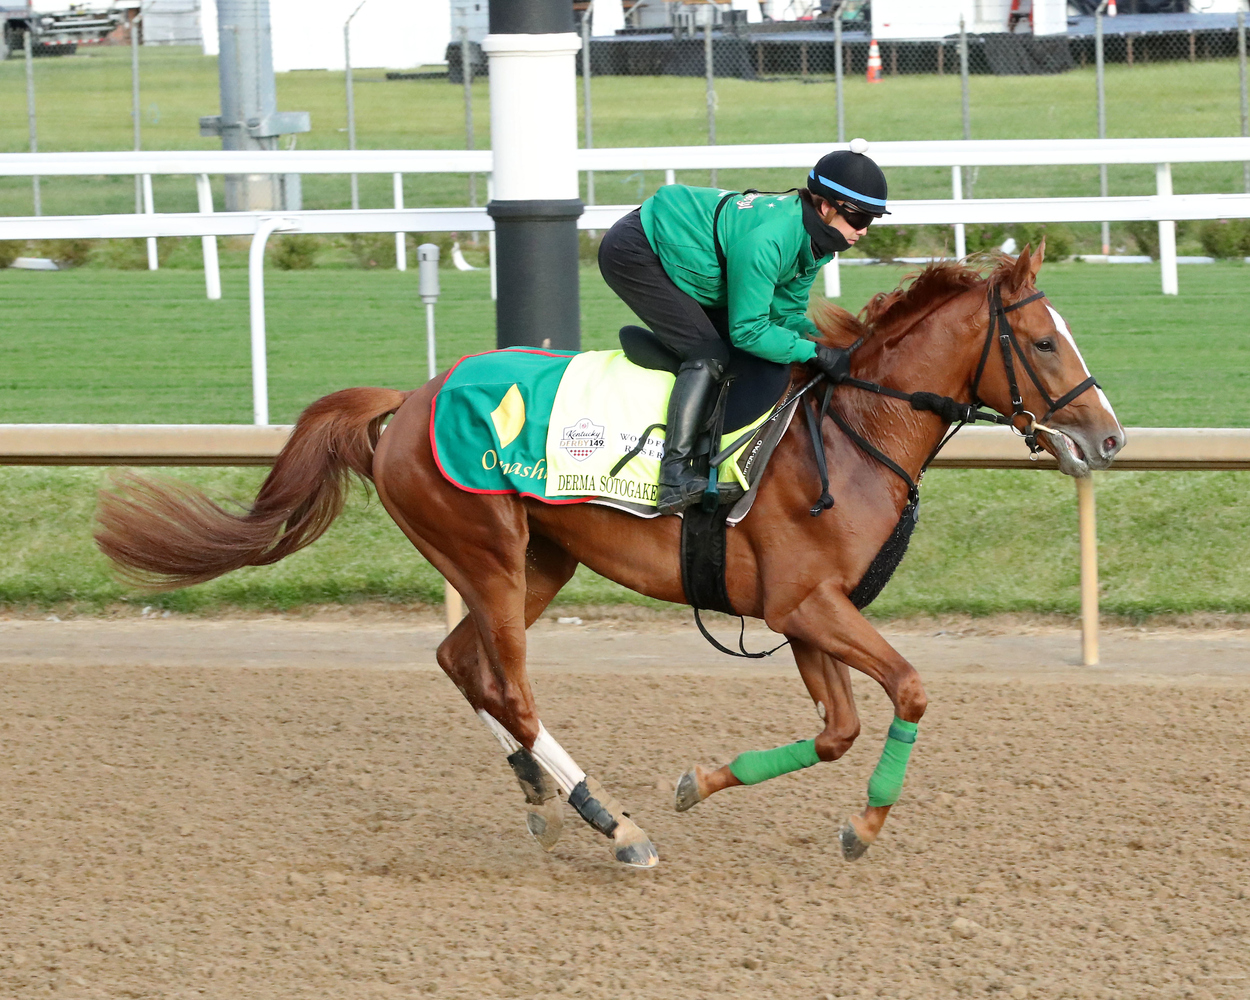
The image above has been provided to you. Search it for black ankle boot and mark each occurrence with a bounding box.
[656,358,725,515]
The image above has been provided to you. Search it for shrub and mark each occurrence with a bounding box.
[855,224,914,261]
[94,238,184,270]
[346,232,396,269]
[0,241,26,269]
[964,223,1010,255]
[32,239,94,269]
[1010,223,1074,261]
[1124,221,1158,259]
[270,234,321,270]
[1198,219,1250,259]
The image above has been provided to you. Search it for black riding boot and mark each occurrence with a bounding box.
[656,358,725,515]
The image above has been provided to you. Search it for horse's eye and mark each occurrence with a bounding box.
[1036,339,1056,353]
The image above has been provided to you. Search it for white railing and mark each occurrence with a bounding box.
[3,423,1247,667]
[4,137,1250,420]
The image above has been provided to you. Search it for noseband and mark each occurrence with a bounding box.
[971,285,1101,454]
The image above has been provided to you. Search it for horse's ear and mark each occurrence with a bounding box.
[1030,236,1046,277]
[1008,243,1033,290]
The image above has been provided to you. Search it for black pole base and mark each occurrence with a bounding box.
[488,199,584,351]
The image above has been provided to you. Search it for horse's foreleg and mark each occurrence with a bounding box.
[768,584,928,860]
[674,639,861,812]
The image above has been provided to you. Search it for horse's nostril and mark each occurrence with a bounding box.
[1104,436,1119,454]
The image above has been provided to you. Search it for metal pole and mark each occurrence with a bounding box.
[248,217,291,426]
[24,26,40,216]
[345,1,365,212]
[834,10,844,143]
[131,8,143,215]
[705,15,716,187]
[959,16,970,201]
[393,173,407,271]
[959,16,970,141]
[418,242,463,632]
[1096,2,1109,254]
[462,29,476,211]
[581,4,596,226]
[1076,475,1099,667]
[1239,11,1248,194]
[196,173,222,300]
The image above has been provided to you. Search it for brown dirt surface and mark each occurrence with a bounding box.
[2,616,1249,999]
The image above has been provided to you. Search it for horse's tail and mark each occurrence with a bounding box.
[95,387,412,591]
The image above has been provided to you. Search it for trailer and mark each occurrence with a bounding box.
[1,3,131,59]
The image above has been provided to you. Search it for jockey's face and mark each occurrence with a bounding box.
[814,196,870,245]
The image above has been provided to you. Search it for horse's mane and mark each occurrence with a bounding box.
[811,253,1018,349]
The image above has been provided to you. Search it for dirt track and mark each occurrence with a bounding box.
[2,615,1249,999]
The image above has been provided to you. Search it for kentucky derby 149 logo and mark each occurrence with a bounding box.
[559,417,606,462]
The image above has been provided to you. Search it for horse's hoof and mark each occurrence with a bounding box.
[612,819,659,868]
[674,769,703,812]
[524,799,563,852]
[840,820,872,862]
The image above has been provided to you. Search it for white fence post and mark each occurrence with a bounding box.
[196,174,222,301]
[823,255,840,298]
[393,172,407,271]
[1156,162,1178,296]
[487,174,498,302]
[951,165,966,259]
[248,217,293,426]
[142,174,157,270]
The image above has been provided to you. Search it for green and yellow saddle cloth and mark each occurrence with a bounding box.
[430,347,790,518]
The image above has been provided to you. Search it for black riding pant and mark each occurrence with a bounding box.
[597,209,731,367]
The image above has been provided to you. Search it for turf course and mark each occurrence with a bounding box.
[1,261,1246,617]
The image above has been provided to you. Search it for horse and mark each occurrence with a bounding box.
[95,242,1124,869]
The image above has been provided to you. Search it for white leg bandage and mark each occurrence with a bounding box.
[477,709,521,753]
[530,724,586,797]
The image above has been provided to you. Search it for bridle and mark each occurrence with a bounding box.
[970,284,1101,455]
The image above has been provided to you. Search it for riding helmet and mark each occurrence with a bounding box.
[807,138,890,216]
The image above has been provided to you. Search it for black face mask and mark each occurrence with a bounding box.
[800,191,852,257]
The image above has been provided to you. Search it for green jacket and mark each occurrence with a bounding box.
[639,185,829,365]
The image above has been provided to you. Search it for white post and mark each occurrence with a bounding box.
[24,27,40,216]
[1156,162,1178,296]
[822,255,840,298]
[393,172,407,271]
[142,174,158,270]
[951,165,966,259]
[196,173,222,300]
[488,174,497,301]
[665,168,676,186]
[417,242,463,631]
[1076,474,1099,666]
[248,217,292,426]
[344,1,366,211]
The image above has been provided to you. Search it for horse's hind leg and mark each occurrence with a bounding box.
[675,639,861,811]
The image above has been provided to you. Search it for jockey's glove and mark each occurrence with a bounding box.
[809,344,852,384]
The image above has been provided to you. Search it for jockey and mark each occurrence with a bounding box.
[598,140,890,515]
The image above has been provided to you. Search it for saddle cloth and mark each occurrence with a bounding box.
[430,347,791,518]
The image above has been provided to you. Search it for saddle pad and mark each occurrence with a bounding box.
[430,348,765,512]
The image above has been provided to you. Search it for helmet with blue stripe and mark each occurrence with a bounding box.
[807,139,890,217]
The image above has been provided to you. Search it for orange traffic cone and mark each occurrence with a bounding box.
[866,38,882,83]
[1107,0,1117,14]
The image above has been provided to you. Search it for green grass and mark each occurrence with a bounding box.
[1,261,1247,616]
[2,261,1247,426]
[2,46,1249,253]
[2,49,1248,616]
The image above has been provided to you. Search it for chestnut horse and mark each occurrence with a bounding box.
[96,244,1124,868]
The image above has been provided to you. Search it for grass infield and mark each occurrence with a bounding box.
[0,261,1246,617]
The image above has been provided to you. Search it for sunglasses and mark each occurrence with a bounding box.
[834,202,876,231]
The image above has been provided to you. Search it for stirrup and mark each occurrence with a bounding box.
[656,478,708,515]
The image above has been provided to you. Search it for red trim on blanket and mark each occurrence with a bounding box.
[428,348,595,506]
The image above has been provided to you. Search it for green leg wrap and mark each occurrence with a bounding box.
[729,739,820,786]
[866,718,919,807]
